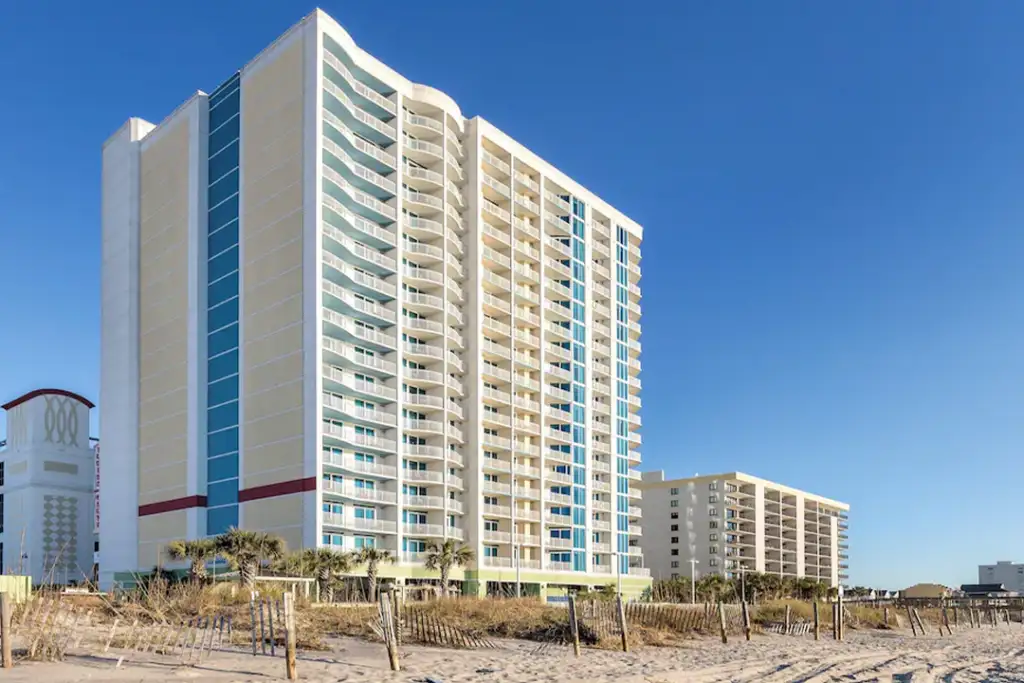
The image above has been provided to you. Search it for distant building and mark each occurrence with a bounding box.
[960,583,1012,598]
[638,471,849,587]
[900,583,950,599]
[979,562,1024,592]
[0,390,97,584]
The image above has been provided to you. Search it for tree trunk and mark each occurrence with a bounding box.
[191,559,208,583]
[318,568,333,603]
[440,566,450,598]
[240,561,257,593]
[368,566,378,603]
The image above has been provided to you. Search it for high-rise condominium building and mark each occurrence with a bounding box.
[100,10,645,595]
[639,472,848,587]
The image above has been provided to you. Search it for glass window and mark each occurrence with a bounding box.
[208,140,239,182]
[207,505,238,535]
[208,219,239,259]
[207,375,238,408]
[208,349,239,382]
[207,401,238,433]
[208,270,239,308]
[208,245,239,282]
[209,91,240,131]
[208,169,239,208]
[209,115,240,157]
[207,427,238,457]
[208,322,239,357]
[207,299,238,334]
[207,453,238,483]
[207,479,238,507]
[208,194,239,233]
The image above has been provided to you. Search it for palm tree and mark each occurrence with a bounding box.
[696,573,732,603]
[166,538,217,583]
[354,547,394,602]
[303,547,353,603]
[423,540,474,597]
[214,528,285,592]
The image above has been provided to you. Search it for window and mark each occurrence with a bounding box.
[709,558,719,567]
[709,482,717,491]
[709,495,718,503]
[670,537,679,544]
[709,508,718,516]
[709,546,718,554]
[670,524,678,532]
[670,561,679,569]
[484,519,499,532]
[669,500,679,508]
[671,573,679,579]
[670,549,678,556]
[354,536,375,549]
[709,533,719,542]
[484,546,499,558]
[669,487,679,495]
[709,521,718,529]
[670,512,678,519]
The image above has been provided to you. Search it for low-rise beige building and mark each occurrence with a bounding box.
[639,471,849,587]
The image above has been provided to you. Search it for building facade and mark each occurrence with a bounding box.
[100,9,646,596]
[0,390,97,584]
[978,562,1024,592]
[638,472,848,587]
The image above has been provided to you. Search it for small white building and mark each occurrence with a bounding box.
[978,561,1024,592]
[1,389,97,585]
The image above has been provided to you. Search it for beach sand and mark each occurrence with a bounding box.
[3,623,1023,681]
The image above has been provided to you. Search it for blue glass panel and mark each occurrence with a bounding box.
[208,270,239,308]
[207,479,238,507]
[208,140,239,182]
[209,116,240,157]
[209,91,240,130]
[208,349,239,381]
[208,323,239,356]
[207,427,238,457]
[208,169,239,208]
[207,453,238,483]
[209,195,240,233]
[208,400,238,433]
[207,505,238,535]
[207,375,238,407]
[208,299,238,333]
[208,246,239,282]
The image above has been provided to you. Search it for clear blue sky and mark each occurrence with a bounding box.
[2,1,1023,589]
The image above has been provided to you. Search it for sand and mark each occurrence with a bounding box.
[3,623,1024,682]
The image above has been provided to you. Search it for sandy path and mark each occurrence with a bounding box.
[2,624,1023,682]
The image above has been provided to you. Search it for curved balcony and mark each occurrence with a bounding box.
[402,417,444,436]
[323,137,396,198]
[448,350,464,372]
[445,128,464,158]
[446,155,464,182]
[403,239,443,265]
[401,494,445,509]
[323,223,396,276]
[404,111,443,136]
[446,276,464,303]
[404,367,445,387]
[447,326,465,350]
[322,478,398,504]
[322,309,396,351]
[402,340,444,363]
[404,292,444,315]
[323,194,396,249]
[446,205,464,233]
[403,523,445,537]
[446,231,464,257]
[403,392,444,413]
[403,188,443,213]
[402,264,444,288]
[447,180,465,208]
[323,513,398,535]
[322,363,398,402]
[322,392,397,427]
[403,135,444,164]
[323,77,396,143]
[322,280,395,326]
[401,442,445,460]
[404,216,444,242]
[322,423,397,454]
[403,316,444,339]
[322,48,397,118]
[323,252,396,301]
[322,449,397,478]
[322,336,397,378]
[323,165,396,223]
[403,163,443,189]
[403,469,445,486]
[323,109,397,172]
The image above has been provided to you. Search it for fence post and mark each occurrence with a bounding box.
[379,590,400,672]
[784,605,791,635]
[942,606,952,636]
[906,605,917,636]
[718,601,728,644]
[249,596,258,656]
[741,600,751,641]
[813,601,820,641]
[837,595,844,641]
[0,593,11,669]
[615,595,629,653]
[952,606,958,628]
[883,606,889,627]
[258,599,267,655]
[567,595,581,658]
[913,608,926,635]
[283,592,297,681]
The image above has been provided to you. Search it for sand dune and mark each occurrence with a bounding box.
[2,623,1023,681]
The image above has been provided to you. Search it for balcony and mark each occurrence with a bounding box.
[322,423,396,453]
[403,522,445,537]
[322,392,396,426]
[483,480,512,496]
[403,418,444,436]
[403,187,443,212]
[401,494,445,509]
[323,166,396,223]
[323,194,396,250]
[323,137,397,197]
[401,443,444,460]
[322,479,397,504]
[481,149,510,176]
[482,200,511,225]
[544,191,571,215]
[403,134,444,163]
[322,513,398,534]
[404,111,443,135]
[323,109,397,172]
[322,364,397,401]
[483,503,511,518]
[322,77,396,143]
[322,450,397,478]
[322,49,397,117]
